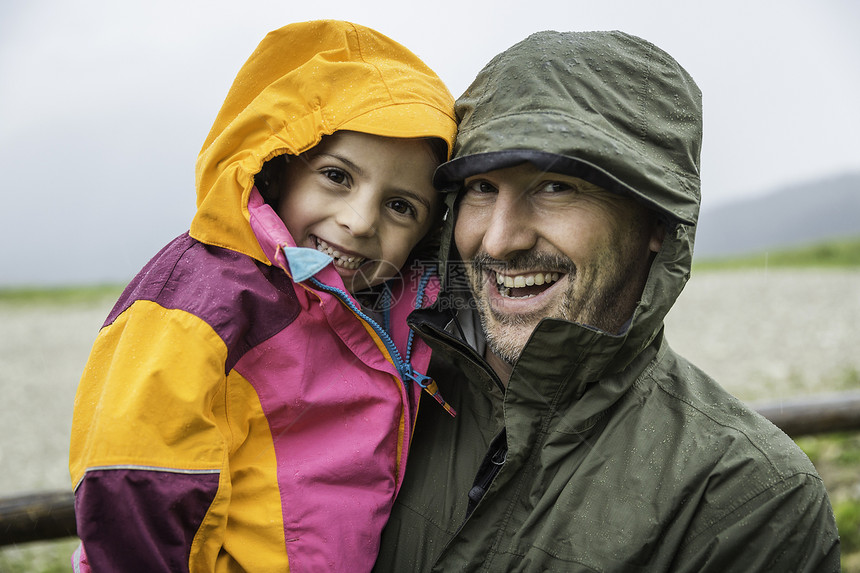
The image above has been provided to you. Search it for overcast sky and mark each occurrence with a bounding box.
[1,0,859,287]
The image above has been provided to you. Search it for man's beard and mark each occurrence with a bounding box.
[464,249,646,366]
[482,308,535,366]
[464,252,575,366]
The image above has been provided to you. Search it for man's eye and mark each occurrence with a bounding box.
[387,199,416,217]
[542,181,574,193]
[321,168,348,185]
[465,180,497,194]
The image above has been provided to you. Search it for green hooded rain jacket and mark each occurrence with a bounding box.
[372,30,840,573]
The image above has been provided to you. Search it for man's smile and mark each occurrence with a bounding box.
[493,269,563,299]
[476,264,572,321]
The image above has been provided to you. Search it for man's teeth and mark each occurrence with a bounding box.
[495,271,560,288]
[315,238,364,270]
[494,271,561,299]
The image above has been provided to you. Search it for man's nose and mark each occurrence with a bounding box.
[480,193,536,259]
[336,196,378,237]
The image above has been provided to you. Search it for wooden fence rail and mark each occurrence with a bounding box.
[751,390,860,438]
[0,490,75,547]
[2,391,859,547]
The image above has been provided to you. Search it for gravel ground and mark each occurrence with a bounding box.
[0,296,111,496]
[1,269,859,498]
[665,268,860,402]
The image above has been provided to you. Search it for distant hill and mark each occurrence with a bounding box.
[694,172,860,258]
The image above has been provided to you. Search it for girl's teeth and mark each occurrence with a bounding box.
[315,238,364,269]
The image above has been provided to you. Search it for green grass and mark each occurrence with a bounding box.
[0,539,79,573]
[0,284,125,306]
[694,236,860,271]
[796,431,860,569]
[834,498,860,553]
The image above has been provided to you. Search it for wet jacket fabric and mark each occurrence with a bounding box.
[373,31,840,572]
[69,21,456,572]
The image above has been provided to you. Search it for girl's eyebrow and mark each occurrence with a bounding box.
[313,151,433,211]
[396,189,432,211]
[313,152,364,177]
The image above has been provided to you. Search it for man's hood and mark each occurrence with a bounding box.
[438,30,702,383]
[190,20,456,265]
[437,30,701,226]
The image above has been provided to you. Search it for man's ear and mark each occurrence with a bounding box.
[649,221,666,253]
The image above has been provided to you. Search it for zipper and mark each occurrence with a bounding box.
[411,311,509,565]
[413,315,506,395]
[308,275,456,417]
[466,429,507,519]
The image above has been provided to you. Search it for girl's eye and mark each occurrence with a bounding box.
[387,199,417,218]
[321,168,349,186]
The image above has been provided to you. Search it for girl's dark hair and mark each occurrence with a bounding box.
[424,136,448,166]
[254,154,289,206]
[402,137,448,265]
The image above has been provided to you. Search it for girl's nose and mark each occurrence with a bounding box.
[335,195,378,237]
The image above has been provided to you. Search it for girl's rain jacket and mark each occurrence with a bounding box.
[373,31,840,572]
[69,20,456,572]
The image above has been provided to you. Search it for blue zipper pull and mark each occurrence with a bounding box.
[308,273,456,418]
[402,365,457,418]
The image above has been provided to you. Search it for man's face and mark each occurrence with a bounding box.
[454,163,664,365]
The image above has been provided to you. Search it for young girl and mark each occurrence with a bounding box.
[69,20,456,572]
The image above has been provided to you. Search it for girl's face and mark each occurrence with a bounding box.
[276,131,441,293]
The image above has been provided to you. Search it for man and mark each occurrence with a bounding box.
[373,30,840,572]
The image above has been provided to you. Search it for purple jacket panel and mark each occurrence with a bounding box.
[75,468,220,572]
[104,232,301,372]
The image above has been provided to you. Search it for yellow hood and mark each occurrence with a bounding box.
[191,20,457,264]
